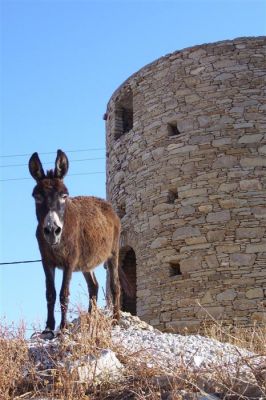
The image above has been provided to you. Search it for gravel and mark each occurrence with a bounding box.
[111,312,264,374]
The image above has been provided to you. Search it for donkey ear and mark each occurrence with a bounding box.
[28,152,45,181]
[54,149,69,179]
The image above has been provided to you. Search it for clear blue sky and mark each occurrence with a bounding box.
[1,0,265,334]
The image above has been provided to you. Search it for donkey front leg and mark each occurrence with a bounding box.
[59,268,72,330]
[43,265,56,331]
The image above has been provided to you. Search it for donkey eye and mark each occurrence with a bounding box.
[59,193,68,201]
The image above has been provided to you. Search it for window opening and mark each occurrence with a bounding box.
[114,89,133,140]
[167,122,180,136]
[169,261,182,277]
[117,203,126,218]
[167,189,179,204]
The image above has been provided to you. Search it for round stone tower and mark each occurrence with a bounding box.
[105,37,266,332]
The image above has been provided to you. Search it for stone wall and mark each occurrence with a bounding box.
[105,37,266,332]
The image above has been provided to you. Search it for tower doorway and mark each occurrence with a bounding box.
[119,247,137,315]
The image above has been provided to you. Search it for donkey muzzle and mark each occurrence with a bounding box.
[43,211,63,246]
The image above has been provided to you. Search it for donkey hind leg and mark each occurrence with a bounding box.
[83,271,99,312]
[107,252,121,321]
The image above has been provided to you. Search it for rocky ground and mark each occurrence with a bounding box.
[26,311,266,399]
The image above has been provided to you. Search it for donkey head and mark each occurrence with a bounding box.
[29,150,69,247]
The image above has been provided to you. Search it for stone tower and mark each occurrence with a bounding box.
[105,37,266,332]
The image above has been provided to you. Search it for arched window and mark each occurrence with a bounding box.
[114,89,133,140]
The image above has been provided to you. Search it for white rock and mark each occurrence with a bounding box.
[72,349,123,383]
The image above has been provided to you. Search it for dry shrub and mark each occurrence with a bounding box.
[0,321,28,399]
[201,319,266,398]
[0,307,265,400]
[25,303,113,399]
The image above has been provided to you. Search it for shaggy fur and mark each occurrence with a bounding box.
[29,150,121,332]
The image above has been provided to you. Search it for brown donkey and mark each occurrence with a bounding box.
[29,149,121,336]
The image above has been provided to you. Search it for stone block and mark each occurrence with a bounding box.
[236,227,265,239]
[198,115,210,128]
[251,312,266,322]
[190,66,205,75]
[246,288,264,299]
[153,203,174,213]
[219,199,246,209]
[200,291,213,305]
[149,215,161,229]
[197,306,225,319]
[190,134,214,144]
[239,179,262,191]
[206,210,230,223]
[179,188,207,199]
[240,157,266,168]
[216,244,240,254]
[205,254,219,269]
[177,119,194,132]
[180,256,202,272]
[258,145,266,154]
[185,236,207,245]
[230,253,256,266]
[233,300,257,311]
[177,205,195,216]
[238,134,263,144]
[246,243,266,253]
[252,207,266,219]
[217,289,237,301]
[185,94,201,104]
[214,72,234,81]
[180,243,211,253]
[168,144,198,154]
[172,226,201,241]
[189,48,206,59]
[207,230,225,242]
[198,204,213,213]
[181,196,209,206]
[212,138,232,147]
[114,171,125,185]
[150,237,168,249]
[218,183,238,193]
[213,155,238,169]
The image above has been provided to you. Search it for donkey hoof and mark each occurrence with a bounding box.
[112,312,121,326]
[30,329,55,340]
[41,329,55,340]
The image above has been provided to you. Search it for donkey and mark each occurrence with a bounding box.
[29,149,121,336]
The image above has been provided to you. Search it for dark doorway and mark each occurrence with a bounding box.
[120,247,137,315]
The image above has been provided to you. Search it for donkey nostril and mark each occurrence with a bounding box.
[55,227,62,236]
[43,227,50,236]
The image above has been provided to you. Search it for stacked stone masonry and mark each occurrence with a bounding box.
[105,37,266,332]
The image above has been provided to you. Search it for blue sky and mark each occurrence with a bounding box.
[1,0,265,334]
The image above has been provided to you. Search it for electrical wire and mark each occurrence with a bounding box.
[0,171,105,182]
[0,157,105,168]
[0,259,42,266]
[0,147,105,158]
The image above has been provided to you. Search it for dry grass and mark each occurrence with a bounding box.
[0,308,265,400]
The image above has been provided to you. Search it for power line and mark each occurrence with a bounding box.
[0,157,105,168]
[0,259,42,266]
[0,171,105,182]
[0,148,105,159]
